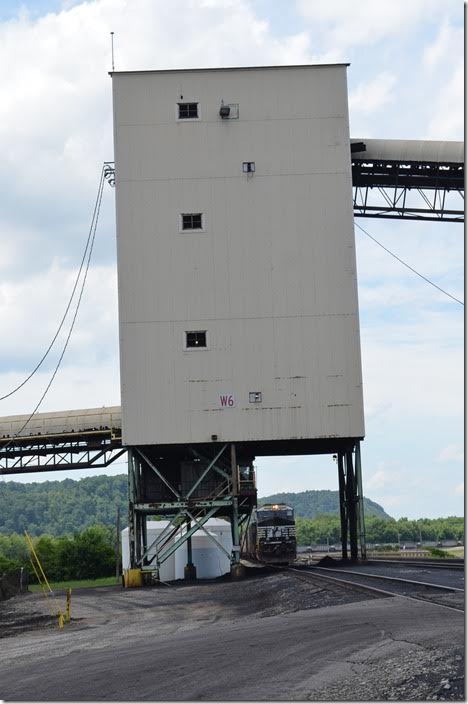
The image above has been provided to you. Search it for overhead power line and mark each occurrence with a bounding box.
[0,167,108,401]
[0,166,106,457]
[355,222,464,307]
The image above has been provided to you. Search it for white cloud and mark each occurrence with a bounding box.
[366,469,388,490]
[0,1,463,518]
[349,72,396,116]
[425,62,463,140]
[437,445,464,463]
[296,0,455,48]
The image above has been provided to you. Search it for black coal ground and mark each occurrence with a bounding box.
[0,569,463,701]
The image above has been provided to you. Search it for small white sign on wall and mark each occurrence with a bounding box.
[219,393,235,408]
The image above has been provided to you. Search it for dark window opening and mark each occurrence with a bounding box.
[182,213,203,230]
[178,102,198,119]
[186,331,207,348]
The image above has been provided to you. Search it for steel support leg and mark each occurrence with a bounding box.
[141,516,148,567]
[355,441,367,559]
[184,518,196,580]
[230,496,244,579]
[337,452,348,559]
[128,450,136,568]
[345,450,358,561]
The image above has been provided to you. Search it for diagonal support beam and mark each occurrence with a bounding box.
[138,512,184,566]
[185,509,232,560]
[136,448,181,499]
[186,444,228,498]
[191,448,231,482]
[157,507,219,565]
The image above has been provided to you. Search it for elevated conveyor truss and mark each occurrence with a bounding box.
[0,407,125,475]
[351,139,464,222]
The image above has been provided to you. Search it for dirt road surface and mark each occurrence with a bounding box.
[0,571,463,701]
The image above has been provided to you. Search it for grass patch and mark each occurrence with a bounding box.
[444,546,464,558]
[425,546,465,559]
[29,576,121,592]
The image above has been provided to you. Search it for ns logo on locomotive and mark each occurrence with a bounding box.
[243,504,297,565]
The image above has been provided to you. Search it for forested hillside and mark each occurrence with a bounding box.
[0,475,128,535]
[0,477,390,535]
[259,490,391,519]
[0,476,463,550]
[0,476,462,542]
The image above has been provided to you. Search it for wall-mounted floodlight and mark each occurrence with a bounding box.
[242,162,255,173]
[219,105,231,118]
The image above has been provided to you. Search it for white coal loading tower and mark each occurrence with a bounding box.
[111,64,366,576]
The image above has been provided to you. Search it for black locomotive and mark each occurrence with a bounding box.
[243,503,296,565]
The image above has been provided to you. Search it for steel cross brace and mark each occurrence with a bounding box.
[138,512,185,566]
[190,446,231,482]
[156,507,219,565]
[185,508,232,560]
[186,444,228,497]
[135,448,181,499]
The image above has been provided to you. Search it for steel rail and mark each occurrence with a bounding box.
[285,566,464,614]
[366,558,464,571]
[308,565,464,592]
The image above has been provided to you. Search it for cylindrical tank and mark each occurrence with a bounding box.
[174,518,232,579]
[121,520,175,582]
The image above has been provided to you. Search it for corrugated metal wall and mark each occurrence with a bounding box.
[112,65,365,446]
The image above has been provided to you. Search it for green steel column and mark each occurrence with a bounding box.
[184,518,196,580]
[232,497,240,561]
[355,441,367,560]
[127,449,136,568]
[231,443,238,495]
[141,515,148,567]
[230,497,245,578]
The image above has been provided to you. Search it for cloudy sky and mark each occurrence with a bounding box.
[0,0,463,519]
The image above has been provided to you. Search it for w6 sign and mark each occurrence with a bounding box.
[219,394,235,408]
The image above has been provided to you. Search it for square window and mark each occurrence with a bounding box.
[249,391,262,403]
[178,102,199,119]
[242,162,255,173]
[181,213,203,230]
[186,331,207,348]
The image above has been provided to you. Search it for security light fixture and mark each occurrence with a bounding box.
[243,162,255,173]
[219,104,231,118]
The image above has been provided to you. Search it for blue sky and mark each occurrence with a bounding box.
[0,0,463,519]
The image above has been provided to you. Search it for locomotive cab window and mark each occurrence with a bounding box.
[178,102,199,119]
[185,331,207,348]
[257,507,295,526]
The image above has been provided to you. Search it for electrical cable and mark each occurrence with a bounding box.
[355,221,464,306]
[0,169,106,401]
[0,166,105,463]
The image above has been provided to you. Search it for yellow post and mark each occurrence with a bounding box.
[66,588,72,623]
[24,530,67,629]
[24,531,53,594]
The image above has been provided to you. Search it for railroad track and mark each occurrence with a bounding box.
[285,564,464,613]
[366,557,464,570]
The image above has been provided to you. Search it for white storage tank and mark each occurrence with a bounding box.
[121,520,175,581]
[174,518,232,579]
